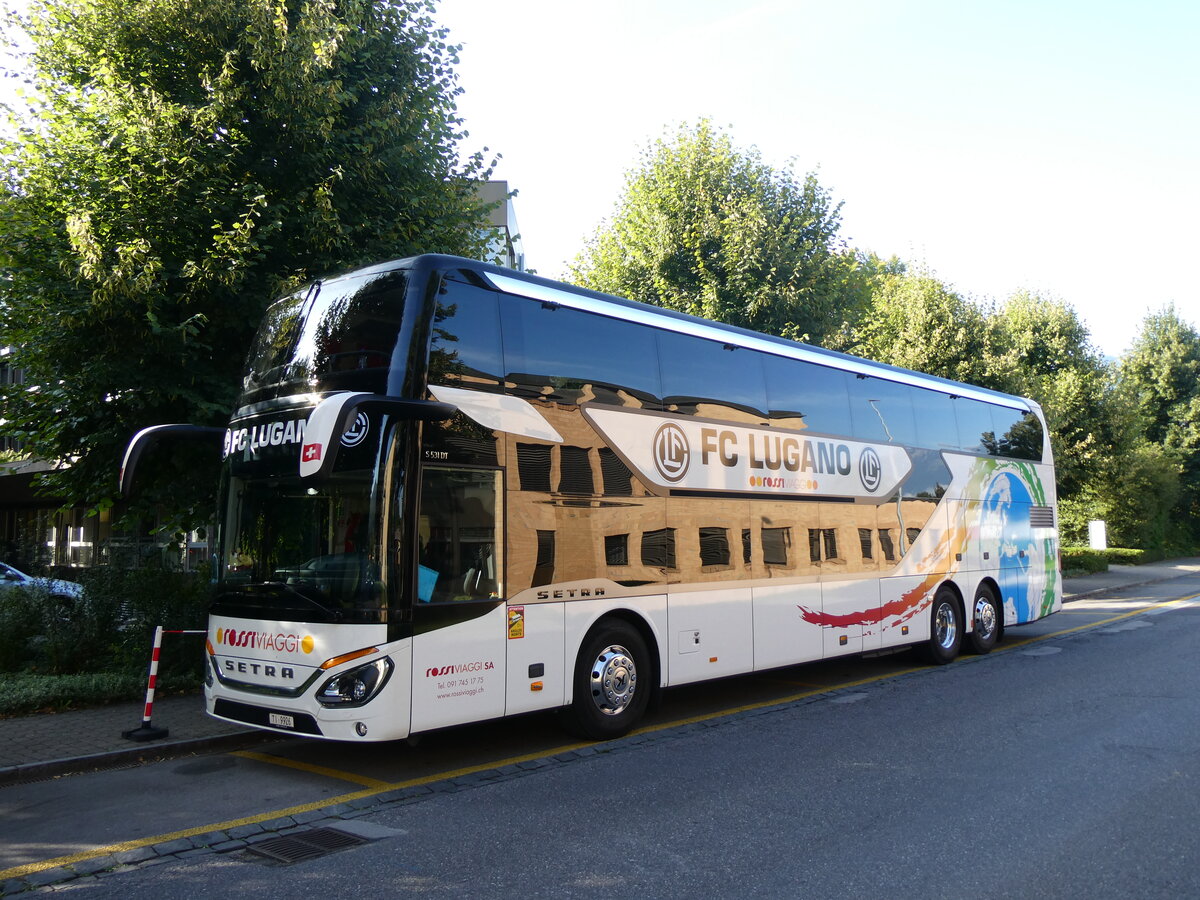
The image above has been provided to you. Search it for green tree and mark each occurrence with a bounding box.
[1118,306,1200,545]
[0,0,493,524]
[1120,306,1200,446]
[830,268,995,385]
[985,291,1118,506]
[569,120,868,343]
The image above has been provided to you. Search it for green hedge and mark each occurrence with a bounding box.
[1060,546,1163,575]
[0,567,211,715]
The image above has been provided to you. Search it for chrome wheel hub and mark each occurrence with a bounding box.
[934,601,958,650]
[589,644,637,716]
[974,596,997,641]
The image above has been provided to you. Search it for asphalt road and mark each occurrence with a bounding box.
[6,577,1200,898]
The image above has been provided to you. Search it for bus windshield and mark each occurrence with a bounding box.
[214,470,384,624]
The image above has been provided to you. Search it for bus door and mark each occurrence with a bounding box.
[409,466,507,733]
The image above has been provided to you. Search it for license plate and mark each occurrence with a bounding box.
[268,712,295,729]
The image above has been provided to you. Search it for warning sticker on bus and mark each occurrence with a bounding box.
[507,607,525,639]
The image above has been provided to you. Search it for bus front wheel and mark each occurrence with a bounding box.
[561,620,651,741]
[924,589,963,665]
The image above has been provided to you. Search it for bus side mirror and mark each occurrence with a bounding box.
[120,424,225,497]
[300,392,455,479]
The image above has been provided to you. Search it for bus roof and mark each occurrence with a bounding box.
[319,254,1035,413]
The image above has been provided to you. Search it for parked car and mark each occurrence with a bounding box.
[0,561,83,599]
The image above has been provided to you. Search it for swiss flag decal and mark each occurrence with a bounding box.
[301,443,323,462]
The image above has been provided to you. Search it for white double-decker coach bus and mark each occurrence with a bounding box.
[123,255,1061,742]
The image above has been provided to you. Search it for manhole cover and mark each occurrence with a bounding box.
[246,827,369,864]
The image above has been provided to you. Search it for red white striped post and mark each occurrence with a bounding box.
[122,626,206,742]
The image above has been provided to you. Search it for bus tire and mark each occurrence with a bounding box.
[561,619,651,741]
[967,584,1001,654]
[924,588,962,665]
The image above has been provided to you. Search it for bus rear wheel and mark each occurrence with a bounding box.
[561,620,651,741]
[967,584,1002,654]
[924,589,963,665]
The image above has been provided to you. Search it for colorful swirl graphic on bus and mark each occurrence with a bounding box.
[215,628,315,654]
[796,457,1059,630]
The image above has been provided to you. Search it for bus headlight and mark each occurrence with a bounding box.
[316,658,393,708]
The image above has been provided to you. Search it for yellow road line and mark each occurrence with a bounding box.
[5,592,1197,882]
[231,750,394,790]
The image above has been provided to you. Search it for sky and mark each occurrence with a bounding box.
[0,0,1195,359]
[434,0,1199,359]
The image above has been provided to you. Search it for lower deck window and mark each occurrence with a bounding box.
[418,467,503,602]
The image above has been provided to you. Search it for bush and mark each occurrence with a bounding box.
[1062,547,1108,575]
[79,567,213,681]
[0,671,205,717]
[1105,547,1163,566]
[0,566,212,708]
[1061,546,1168,576]
[0,588,41,672]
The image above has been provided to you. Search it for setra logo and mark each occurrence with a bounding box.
[652,422,690,483]
[859,447,882,493]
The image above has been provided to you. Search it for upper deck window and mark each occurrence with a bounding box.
[243,270,407,397]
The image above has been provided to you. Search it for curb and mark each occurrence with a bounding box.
[0,729,279,788]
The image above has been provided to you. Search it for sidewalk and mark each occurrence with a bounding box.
[0,692,272,786]
[3,558,1200,786]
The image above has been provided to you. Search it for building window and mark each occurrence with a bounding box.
[516,443,552,493]
[532,529,555,587]
[742,528,752,565]
[605,533,629,567]
[599,448,633,496]
[878,529,896,562]
[698,527,730,567]
[906,527,922,548]
[809,528,839,562]
[762,527,791,566]
[557,445,595,495]
[641,528,677,569]
[858,528,873,560]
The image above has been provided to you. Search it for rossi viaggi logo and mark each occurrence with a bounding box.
[216,627,315,655]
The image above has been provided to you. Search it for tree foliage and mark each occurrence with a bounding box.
[569,120,868,343]
[1117,306,1200,546]
[838,275,1125,518]
[829,268,994,384]
[0,0,494,523]
[986,292,1118,503]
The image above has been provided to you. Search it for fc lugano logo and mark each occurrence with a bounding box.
[859,447,882,493]
[653,422,690,483]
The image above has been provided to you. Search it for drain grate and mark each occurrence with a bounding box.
[246,827,369,864]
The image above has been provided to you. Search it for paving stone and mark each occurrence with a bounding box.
[151,838,194,856]
[24,868,69,888]
[257,816,297,832]
[291,808,328,825]
[225,823,265,840]
[112,847,156,865]
[67,856,115,877]
[189,831,229,848]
